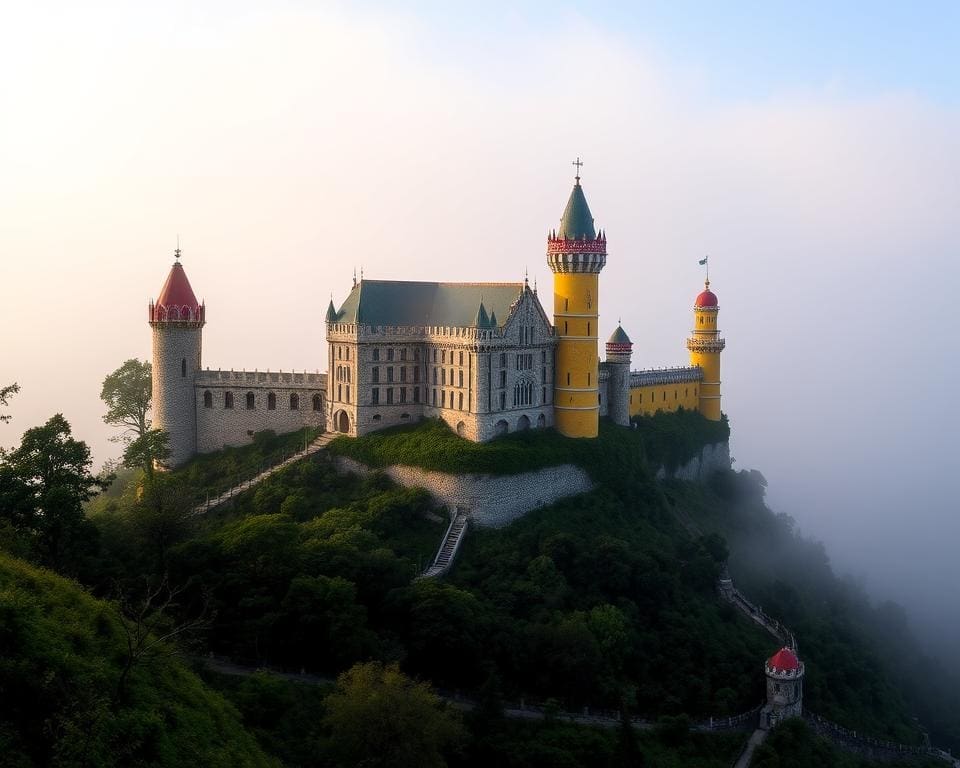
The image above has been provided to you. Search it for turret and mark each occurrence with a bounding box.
[763,647,805,728]
[547,160,606,438]
[148,248,204,468]
[604,323,632,427]
[686,279,725,420]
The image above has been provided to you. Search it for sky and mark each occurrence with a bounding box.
[2,1,958,661]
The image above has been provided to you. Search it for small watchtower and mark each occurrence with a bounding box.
[148,247,205,468]
[762,647,805,729]
[604,323,633,427]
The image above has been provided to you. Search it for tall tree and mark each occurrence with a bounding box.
[123,429,170,481]
[4,414,104,572]
[0,382,19,424]
[101,360,152,443]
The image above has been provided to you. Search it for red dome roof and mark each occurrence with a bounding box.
[767,647,800,672]
[695,281,718,308]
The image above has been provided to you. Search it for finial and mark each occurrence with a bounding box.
[524,267,529,286]
[572,156,583,184]
[533,277,537,294]
[174,234,181,262]
[360,266,364,281]
[352,267,357,287]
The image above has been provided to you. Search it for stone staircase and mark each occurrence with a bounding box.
[192,432,335,516]
[420,510,469,579]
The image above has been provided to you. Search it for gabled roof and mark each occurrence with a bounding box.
[331,280,526,328]
[558,181,596,240]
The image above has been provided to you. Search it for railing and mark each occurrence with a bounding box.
[806,711,957,764]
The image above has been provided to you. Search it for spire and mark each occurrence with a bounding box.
[326,297,337,322]
[488,310,497,328]
[474,299,490,329]
[557,172,596,240]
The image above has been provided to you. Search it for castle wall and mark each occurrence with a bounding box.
[333,456,593,527]
[152,324,202,468]
[629,367,703,418]
[195,370,326,453]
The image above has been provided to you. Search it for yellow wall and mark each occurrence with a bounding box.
[552,272,599,438]
[689,307,722,421]
[629,383,700,417]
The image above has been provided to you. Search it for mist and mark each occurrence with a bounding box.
[2,2,958,670]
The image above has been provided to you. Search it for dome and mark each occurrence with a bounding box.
[695,281,718,308]
[767,647,800,673]
[607,325,632,345]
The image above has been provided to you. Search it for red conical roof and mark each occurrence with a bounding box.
[156,261,200,310]
[767,647,800,672]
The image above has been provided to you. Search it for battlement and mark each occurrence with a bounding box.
[630,366,703,388]
[195,369,326,387]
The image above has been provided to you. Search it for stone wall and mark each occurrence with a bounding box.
[333,456,594,528]
[655,441,731,482]
[152,324,202,468]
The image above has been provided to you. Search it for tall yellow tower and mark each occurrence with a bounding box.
[686,279,726,420]
[547,164,606,438]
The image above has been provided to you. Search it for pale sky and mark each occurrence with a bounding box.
[2,1,958,659]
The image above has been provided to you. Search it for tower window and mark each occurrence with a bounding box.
[246,392,255,410]
[387,388,394,405]
[564,321,568,334]
[587,372,591,385]
[387,348,394,362]
[224,391,234,409]
[564,298,568,311]
[373,348,380,361]
[372,367,380,384]
[458,392,463,410]
[312,394,322,411]
[268,392,276,410]
[400,348,407,362]
[181,358,187,378]
[400,387,407,403]
[566,372,571,386]
[203,390,212,408]
[587,322,591,336]
[458,370,464,387]
[459,351,464,365]
[290,393,299,410]
[414,387,420,403]
[372,388,380,405]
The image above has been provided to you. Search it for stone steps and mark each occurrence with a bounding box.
[420,512,469,579]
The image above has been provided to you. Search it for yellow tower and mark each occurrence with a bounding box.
[547,164,606,438]
[686,279,726,420]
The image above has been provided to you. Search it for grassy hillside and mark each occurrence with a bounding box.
[0,551,276,768]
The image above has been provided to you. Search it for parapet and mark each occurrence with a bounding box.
[630,366,703,388]
[195,369,326,388]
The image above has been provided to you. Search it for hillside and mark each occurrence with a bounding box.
[0,551,276,768]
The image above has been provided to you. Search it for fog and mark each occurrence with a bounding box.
[2,3,958,668]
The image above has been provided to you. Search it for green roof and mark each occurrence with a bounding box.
[558,181,596,240]
[332,280,524,328]
[608,325,632,344]
[474,301,490,328]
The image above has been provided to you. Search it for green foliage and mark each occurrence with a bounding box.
[631,409,730,472]
[0,551,276,767]
[322,662,465,768]
[0,414,103,575]
[0,381,19,424]
[123,427,170,479]
[100,359,152,442]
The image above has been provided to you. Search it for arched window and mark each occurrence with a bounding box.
[312,394,322,411]
[290,393,299,410]
[587,322,591,336]
[203,390,212,408]
[169,307,180,321]
[267,392,276,410]
[224,391,234,409]
[458,370,463,387]
[458,392,463,410]
[246,392,255,409]
[181,358,187,378]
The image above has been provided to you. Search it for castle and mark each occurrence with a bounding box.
[149,170,725,467]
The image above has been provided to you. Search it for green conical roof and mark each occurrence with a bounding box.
[488,310,498,327]
[474,301,490,328]
[325,299,337,322]
[608,324,632,344]
[558,181,596,240]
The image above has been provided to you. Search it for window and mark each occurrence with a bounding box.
[387,388,394,405]
[459,351,463,365]
[414,348,420,361]
[372,367,380,384]
[674,390,678,400]
[203,390,212,408]
[587,372,591,385]
[290,393,299,410]
[458,392,463,410]
[542,350,546,364]
[541,368,546,384]
[432,388,437,406]
[433,367,438,385]
[338,347,342,360]
[564,298,568,311]
[387,367,394,383]
[441,369,446,386]
[499,392,506,410]
[373,348,380,361]
[400,367,407,383]
[246,392,255,409]
[387,348,394,362]
[372,388,380,405]
[433,349,437,363]
[500,352,506,367]
[181,358,187,377]
[373,414,381,422]
[458,370,463,387]
[441,350,446,364]
[414,367,420,384]
[587,322,591,336]
[268,392,276,410]
[345,386,350,403]
[542,386,546,403]
[414,387,420,403]
[224,391,234,409]
[346,347,350,361]
[441,391,446,407]
[313,394,322,411]
[566,372,571,386]
[564,321,568,334]
[662,391,666,402]
[499,370,506,388]
[337,384,342,401]
[400,387,407,403]
[400,348,407,362]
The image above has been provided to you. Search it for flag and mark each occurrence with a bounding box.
[698,256,708,265]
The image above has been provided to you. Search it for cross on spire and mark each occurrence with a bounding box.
[572,156,583,183]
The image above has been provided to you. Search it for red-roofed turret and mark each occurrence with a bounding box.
[149,248,205,324]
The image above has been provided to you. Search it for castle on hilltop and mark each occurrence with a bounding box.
[149,170,726,467]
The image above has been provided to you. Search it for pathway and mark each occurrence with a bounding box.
[192,433,335,516]
[419,511,469,579]
[732,728,768,768]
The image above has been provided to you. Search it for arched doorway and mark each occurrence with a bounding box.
[494,419,508,437]
[336,410,350,433]
[456,421,466,437]
[536,413,546,429]
[517,415,531,431]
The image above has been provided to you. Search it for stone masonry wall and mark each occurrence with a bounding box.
[333,456,594,528]
[655,441,731,482]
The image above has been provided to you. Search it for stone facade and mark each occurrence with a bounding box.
[333,456,594,528]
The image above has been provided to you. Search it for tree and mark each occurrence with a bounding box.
[101,360,152,443]
[323,662,464,768]
[4,414,104,572]
[123,428,170,480]
[0,382,19,424]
